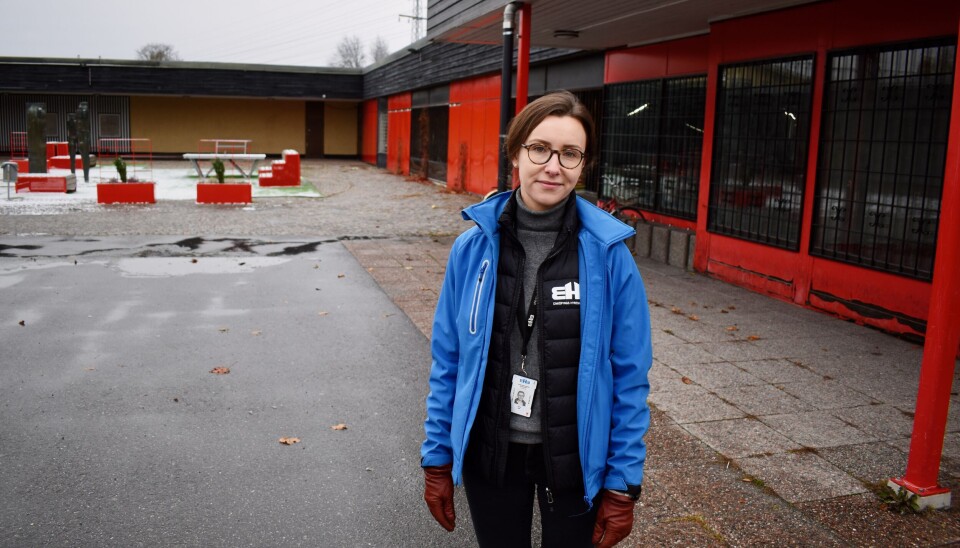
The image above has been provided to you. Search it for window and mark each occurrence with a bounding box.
[601,75,706,220]
[708,57,814,249]
[811,40,955,280]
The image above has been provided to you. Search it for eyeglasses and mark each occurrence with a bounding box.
[520,143,585,169]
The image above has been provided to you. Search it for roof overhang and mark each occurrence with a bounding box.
[431,0,823,50]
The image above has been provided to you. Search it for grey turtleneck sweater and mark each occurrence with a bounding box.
[508,191,567,444]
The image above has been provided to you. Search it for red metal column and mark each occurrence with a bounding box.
[892,24,960,503]
[516,3,531,114]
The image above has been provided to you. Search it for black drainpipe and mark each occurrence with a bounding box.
[497,2,519,193]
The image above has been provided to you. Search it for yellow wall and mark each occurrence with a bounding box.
[130,97,305,154]
[323,102,358,156]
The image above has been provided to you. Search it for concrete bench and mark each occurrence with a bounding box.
[16,173,77,193]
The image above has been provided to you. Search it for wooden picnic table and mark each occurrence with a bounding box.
[182,153,267,178]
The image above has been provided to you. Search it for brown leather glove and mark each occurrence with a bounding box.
[423,463,456,531]
[592,489,637,548]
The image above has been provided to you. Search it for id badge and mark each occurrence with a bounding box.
[510,374,538,417]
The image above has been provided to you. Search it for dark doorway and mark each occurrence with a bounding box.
[305,101,324,158]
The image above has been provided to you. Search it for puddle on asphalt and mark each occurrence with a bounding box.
[114,257,290,277]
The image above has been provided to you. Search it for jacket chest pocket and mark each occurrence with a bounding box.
[468,260,489,335]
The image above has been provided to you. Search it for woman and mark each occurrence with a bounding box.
[421,91,652,547]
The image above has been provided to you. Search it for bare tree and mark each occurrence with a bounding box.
[370,37,390,64]
[137,43,180,61]
[331,36,366,68]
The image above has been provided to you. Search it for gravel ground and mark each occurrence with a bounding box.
[0,159,480,238]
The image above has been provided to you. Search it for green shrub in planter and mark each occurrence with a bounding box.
[113,157,128,182]
[212,158,226,183]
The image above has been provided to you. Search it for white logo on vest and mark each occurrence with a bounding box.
[551,281,580,305]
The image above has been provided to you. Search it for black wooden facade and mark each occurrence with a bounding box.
[0,58,363,100]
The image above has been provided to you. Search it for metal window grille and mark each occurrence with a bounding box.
[810,40,955,280]
[600,76,705,220]
[708,57,814,249]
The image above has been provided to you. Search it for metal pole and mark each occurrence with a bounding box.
[497,2,519,193]
[890,22,960,509]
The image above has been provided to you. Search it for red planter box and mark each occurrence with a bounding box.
[196,183,252,204]
[97,182,155,204]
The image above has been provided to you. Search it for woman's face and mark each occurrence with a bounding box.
[514,115,587,212]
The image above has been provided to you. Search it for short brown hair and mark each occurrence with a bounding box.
[505,91,596,168]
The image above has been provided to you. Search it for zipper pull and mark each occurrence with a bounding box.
[545,487,555,511]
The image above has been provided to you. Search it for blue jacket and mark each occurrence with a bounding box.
[421,191,652,503]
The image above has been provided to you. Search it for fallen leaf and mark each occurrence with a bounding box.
[218,327,229,333]
[173,397,180,403]
[681,376,693,385]
[726,326,739,331]
[331,423,348,431]
[368,267,375,272]
[747,335,761,341]
[191,258,198,264]
[431,204,438,209]
[383,313,395,318]
[337,273,345,278]
[318,311,329,316]
[404,266,413,270]
[279,437,301,445]
[687,314,699,321]
[238,262,246,266]
[721,309,729,314]
[670,306,683,315]
[84,367,96,372]
[210,367,231,375]
[251,330,262,336]
[18,320,25,326]
[313,264,320,269]
[728,306,737,310]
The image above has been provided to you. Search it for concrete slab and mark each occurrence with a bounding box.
[698,340,780,361]
[683,418,802,458]
[653,343,726,368]
[816,442,909,484]
[669,361,765,389]
[648,386,746,424]
[634,222,652,258]
[668,229,689,269]
[730,358,825,384]
[648,361,700,393]
[715,384,815,416]
[780,379,878,409]
[760,411,878,448]
[736,451,869,503]
[831,405,916,441]
[650,225,670,263]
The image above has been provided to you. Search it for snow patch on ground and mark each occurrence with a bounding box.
[0,165,320,215]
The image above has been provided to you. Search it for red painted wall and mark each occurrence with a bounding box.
[361,99,377,165]
[693,0,960,336]
[605,35,709,83]
[448,74,502,195]
[387,93,411,175]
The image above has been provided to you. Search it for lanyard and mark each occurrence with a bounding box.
[516,288,538,375]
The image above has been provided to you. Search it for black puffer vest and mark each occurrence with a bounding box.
[467,192,583,493]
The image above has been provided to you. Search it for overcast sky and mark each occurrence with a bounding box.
[0,0,423,67]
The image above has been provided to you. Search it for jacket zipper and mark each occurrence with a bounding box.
[468,260,489,335]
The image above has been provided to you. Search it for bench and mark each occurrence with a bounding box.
[258,150,301,187]
[16,173,77,193]
[182,153,266,178]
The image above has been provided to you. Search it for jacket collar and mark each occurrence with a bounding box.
[462,190,634,247]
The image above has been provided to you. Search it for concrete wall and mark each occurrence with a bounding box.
[130,97,305,154]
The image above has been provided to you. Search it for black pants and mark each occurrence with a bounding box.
[463,443,600,548]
